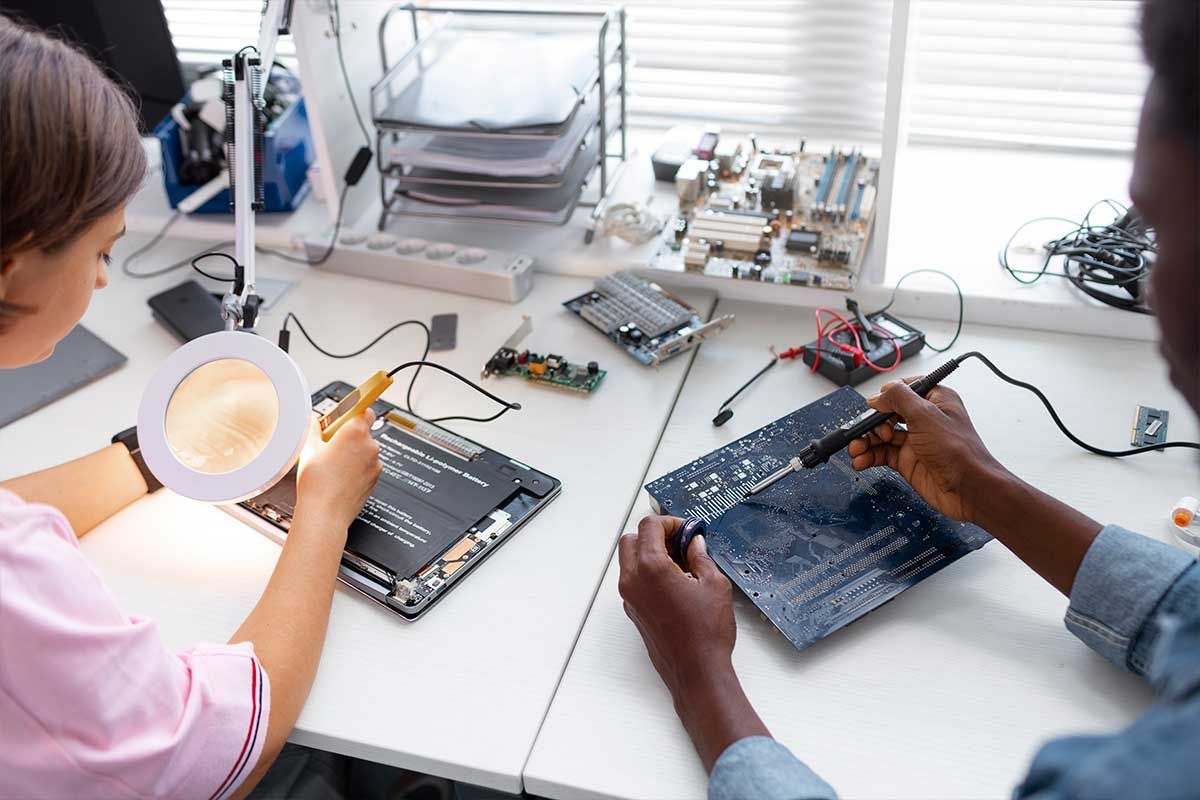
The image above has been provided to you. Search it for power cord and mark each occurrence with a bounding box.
[276,314,519,427]
[384,361,522,426]
[278,312,430,417]
[872,268,964,353]
[954,351,1199,457]
[999,200,1155,314]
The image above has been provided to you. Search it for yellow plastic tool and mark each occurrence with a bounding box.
[318,370,393,442]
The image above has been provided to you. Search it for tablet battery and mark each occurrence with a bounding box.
[348,427,515,578]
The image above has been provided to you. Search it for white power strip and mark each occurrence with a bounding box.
[307,229,536,303]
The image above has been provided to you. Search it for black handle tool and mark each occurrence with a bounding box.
[744,356,962,498]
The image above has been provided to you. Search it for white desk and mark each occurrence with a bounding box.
[0,236,714,793]
[524,298,1199,800]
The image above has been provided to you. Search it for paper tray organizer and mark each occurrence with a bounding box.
[369,4,628,231]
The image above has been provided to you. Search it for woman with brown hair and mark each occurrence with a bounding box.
[0,16,382,799]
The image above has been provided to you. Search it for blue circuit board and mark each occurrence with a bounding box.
[645,386,991,652]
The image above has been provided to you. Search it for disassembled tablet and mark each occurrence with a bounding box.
[645,386,990,651]
[563,270,734,366]
[230,381,561,620]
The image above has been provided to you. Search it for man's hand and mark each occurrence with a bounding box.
[618,515,769,771]
[847,379,1009,524]
[295,409,382,535]
[618,515,736,697]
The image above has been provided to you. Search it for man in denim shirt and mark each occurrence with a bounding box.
[617,1,1199,798]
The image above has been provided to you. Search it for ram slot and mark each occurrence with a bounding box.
[835,151,859,220]
[813,147,838,217]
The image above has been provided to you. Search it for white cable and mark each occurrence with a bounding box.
[601,201,664,245]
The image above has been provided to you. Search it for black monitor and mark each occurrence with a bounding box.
[4,0,185,131]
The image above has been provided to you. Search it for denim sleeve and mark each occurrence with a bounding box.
[1016,548,1200,799]
[708,737,837,800]
[1063,524,1197,675]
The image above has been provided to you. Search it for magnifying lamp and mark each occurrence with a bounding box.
[137,0,311,504]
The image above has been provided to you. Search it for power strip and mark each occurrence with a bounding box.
[305,229,536,303]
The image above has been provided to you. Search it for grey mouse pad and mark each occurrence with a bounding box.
[0,324,126,428]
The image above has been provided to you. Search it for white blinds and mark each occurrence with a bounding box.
[462,0,897,142]
[162,0,895,143]
[161,0,296,65]
[161,2,1153,152]
[908,1,1150,152]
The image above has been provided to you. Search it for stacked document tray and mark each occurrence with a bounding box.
[370,5,628,229]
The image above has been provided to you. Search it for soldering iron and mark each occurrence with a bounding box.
[744,349,1200,499]
[745,355,963,497]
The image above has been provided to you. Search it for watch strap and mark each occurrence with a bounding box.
[112,426,163,493]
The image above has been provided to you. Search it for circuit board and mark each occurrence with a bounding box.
[645,386,990,651]
[563,270,734,366]
[648,144,881,291]
[482,315,606,393]
[1131,404,1169,447]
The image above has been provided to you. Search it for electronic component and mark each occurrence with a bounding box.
[563,271,735,366]
[798,310,926,387]
[645,386,991,652]
[693,129,720,160]
[785,228,820,254]
[1131,405,1170,447]
[652,140,693,182]
[482,315,606,393]
[647,144,881,291]
[674,158,708,206]
[239,381,561,620]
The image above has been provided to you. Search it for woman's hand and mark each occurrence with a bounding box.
[617,515,770,771]
[848,379,1009,524]
[295,409,382,534]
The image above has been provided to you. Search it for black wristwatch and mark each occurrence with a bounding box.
[112,426,163,493]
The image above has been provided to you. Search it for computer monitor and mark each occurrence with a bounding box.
[4,0,185,131]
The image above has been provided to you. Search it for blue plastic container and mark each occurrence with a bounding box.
[154,96,315,214]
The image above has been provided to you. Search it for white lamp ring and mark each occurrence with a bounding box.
[138,331,310,503]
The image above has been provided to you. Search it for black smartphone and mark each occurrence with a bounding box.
[430,313,458,351]
[148,280,224,342]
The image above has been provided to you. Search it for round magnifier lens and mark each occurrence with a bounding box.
[164,358,280,474]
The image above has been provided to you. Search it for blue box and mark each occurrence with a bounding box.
[155,96,315,214]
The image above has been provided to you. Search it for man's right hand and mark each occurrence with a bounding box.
[848,379,1009,525]
[295,409,382,535]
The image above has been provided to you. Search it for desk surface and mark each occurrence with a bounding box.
[524,298,1199,800]
[0,236,713,793]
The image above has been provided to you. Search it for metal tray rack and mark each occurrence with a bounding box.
[370,4,627,236]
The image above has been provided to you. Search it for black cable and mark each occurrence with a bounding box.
[955,351,1200,457]
[121,213,185,277]
[255,182,350,266]
[190,252,239,282]
[873,268,965,353]
[331,0,372,150]
[998,200,1155,313]
[385,361,521,425]
[281,313,430,415]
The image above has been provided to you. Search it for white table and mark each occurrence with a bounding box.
[0,236,714,793]
[524,298,1199,800]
